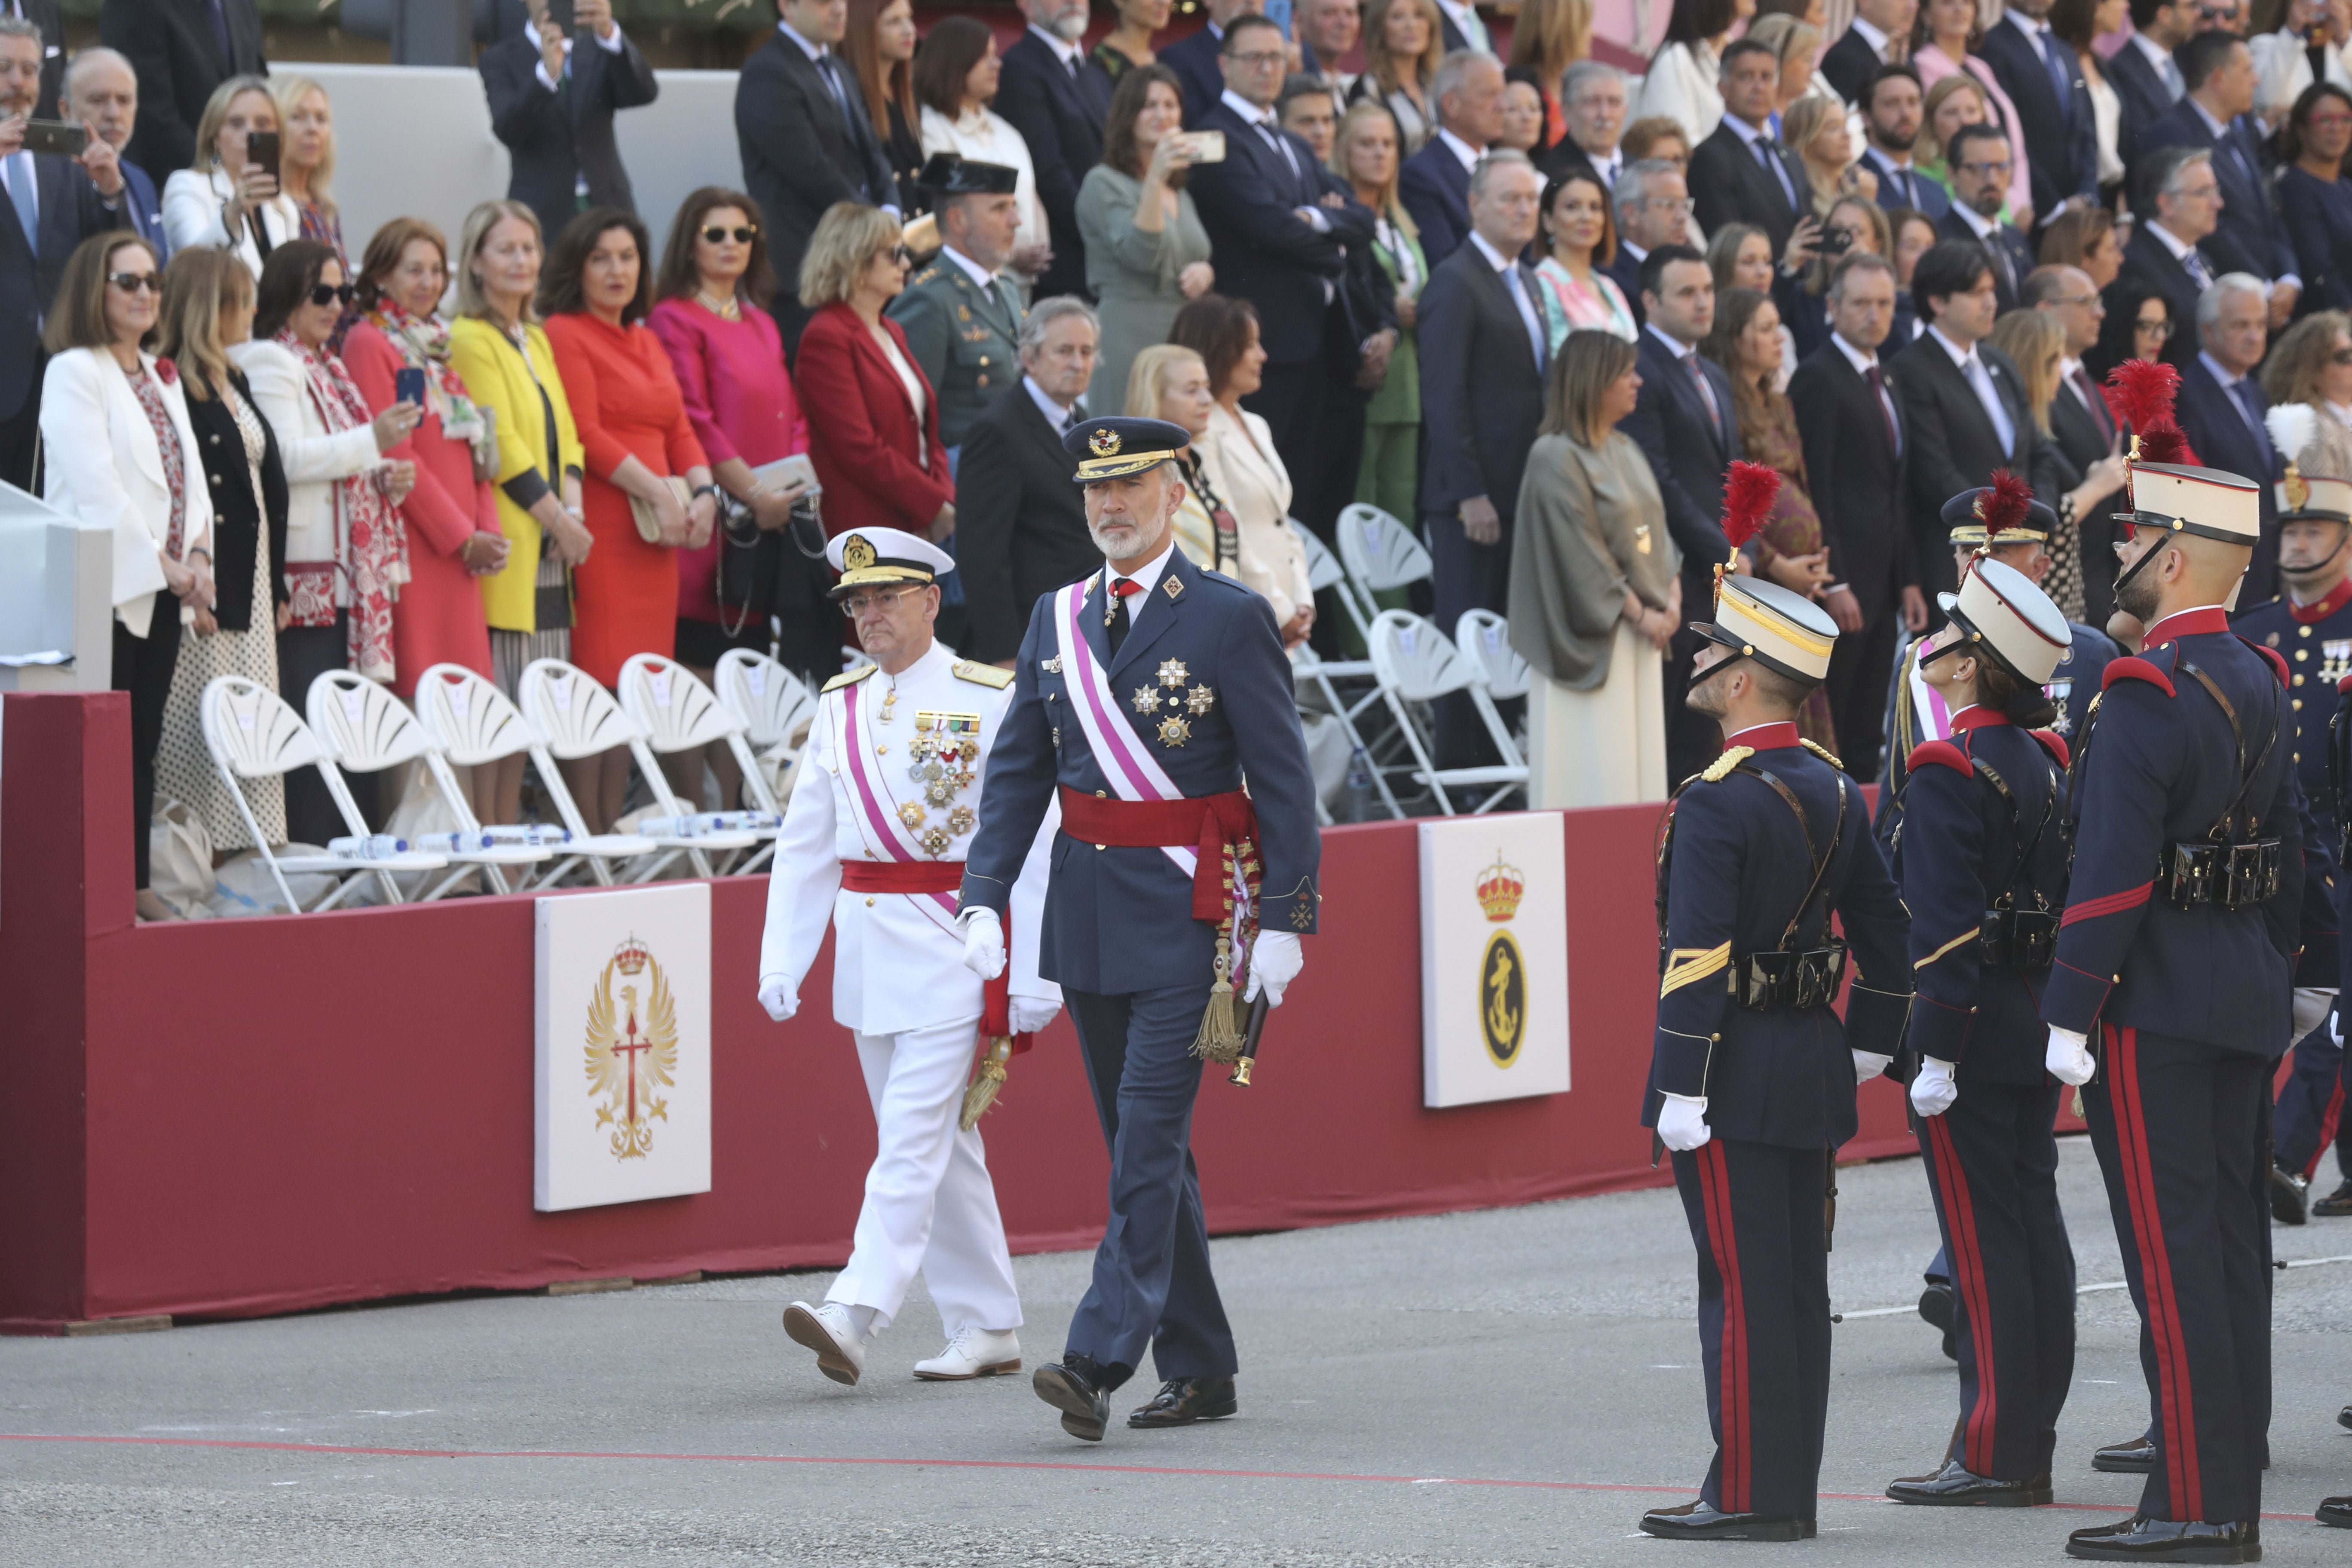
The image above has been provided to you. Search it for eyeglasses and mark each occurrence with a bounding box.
[838,585,921,617]
[2135,317,2175,340]
[106,272,163,294]
[881,245,913,267]
[1955,160,2013,178]
[1641,197,1696,216]
[307,282,356,307]
[1224,49,1288,67]
[2050,293,2098,308]
[702,224,759,245]
[2333,349,2352,365]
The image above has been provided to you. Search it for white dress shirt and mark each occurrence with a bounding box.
[1105,534,1177,636]
[2147,214,2215,290]
[1928,324,2015,456]
[1023,373,1081,432]
[2129,31,2184,101]
[1437,126,1483,175]
[1849,15,1893,59]
[1647,321,1724,435]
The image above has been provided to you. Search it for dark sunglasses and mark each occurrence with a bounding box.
[308,282,357,308]
[106,271,163,294]
[702,224,759,245]
[2333,349,2352,366]
[885,244,913,266]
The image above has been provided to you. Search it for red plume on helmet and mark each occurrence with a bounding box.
[2105,359,2180,438]
[1721,460,1780,552]
[1979,469,2034,533]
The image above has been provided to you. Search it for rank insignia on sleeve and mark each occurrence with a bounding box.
[1158,658,1189,688]
[1158,715,1192,747]
[1133,684,1161,715]
[1185,685,1216,716]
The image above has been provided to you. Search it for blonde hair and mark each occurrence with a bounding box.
[1540,328,1638,445]
[1780,95,1845,173]
[1363,0,1447,93]
[157,247,254,400]
[270,74,337,216]
[455,199,544,322]
[1986,307,2064,436]
[1508,0,1593,92]
[1745,13,1822,93]
[1331,101,1419,236]
[2261,311,2352,410]
[798,202,901,309]
[1919,73,1990,168]
[1127,343,1207,418]
[188,74,276,173]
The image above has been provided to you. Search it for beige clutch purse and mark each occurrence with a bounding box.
[628,475,694,544]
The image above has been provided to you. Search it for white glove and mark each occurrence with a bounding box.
[1853,1050,1893,1084]
[1008,995,1060,1035]
[2046,1026,2095,1087]
[757,976,797,1022]
[960,907,1006,980]
[1910,1055,1959,1117]
[1244,931,1303,1006]
[2293,986,2336,1043]
[1657,1092,1713,1152]
[2334,1003,2343,1048]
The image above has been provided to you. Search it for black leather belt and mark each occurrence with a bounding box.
[1730,943,1849,1011]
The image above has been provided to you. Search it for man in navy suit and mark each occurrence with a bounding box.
[996,0,1113,303]
[1187,14,1373,502]
[1935,123,2035,311]
[2109,146,2220,373]
[1688,39,1815,259]
[1159,0,1252,123]
[1432,0,1488,54]
[1820,0,1915,105]
[1398,48,1504,267]
[2138,31,2300,323]
[959,415,1318,1444]
[1607,157,1687,328]
[2176,272,2285,603]
[61,46,165,260]
[2108,0,2195,166]
[1973,0,2098,230]
[1295,0,1363,99]
[1858,64,1951,221]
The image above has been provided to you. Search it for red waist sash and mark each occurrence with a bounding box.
[1057,786,1257,922]
[839,860,963,895]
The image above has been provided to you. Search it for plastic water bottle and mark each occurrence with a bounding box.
[1347,748,1375,823]
[329,834,407,861]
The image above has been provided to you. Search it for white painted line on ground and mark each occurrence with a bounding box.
[1834,1254,2352,1320]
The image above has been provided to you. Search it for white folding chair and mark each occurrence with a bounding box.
[513,658,670,885]
[1294,518,1376,645]
[1366,610,1529,815]
[712,649,817,867]
[615,653,775,875]
[411,662,588,891]
[1454,609,1532,701]
[199,675,450,912]
[1335,503,1433,623]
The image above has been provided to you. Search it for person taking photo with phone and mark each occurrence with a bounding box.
[160,74,297,280]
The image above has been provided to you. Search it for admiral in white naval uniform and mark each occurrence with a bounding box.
[758,527,1059,1386]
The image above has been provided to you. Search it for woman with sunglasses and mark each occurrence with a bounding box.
[2262,312,2352,478]
[233,238,422,844]
[791,204,955,544]
[39,233,214,918]
[2281,83,2352,315]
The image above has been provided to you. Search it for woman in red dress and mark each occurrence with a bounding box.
[343,217,502,701]
[540,208,717,830]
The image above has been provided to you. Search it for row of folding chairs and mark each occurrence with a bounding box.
[198,649,822,915]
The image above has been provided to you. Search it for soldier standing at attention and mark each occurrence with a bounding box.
[2044,453,2303,1565]
[757,527,1061,1386]
[889,153,1029,459]
[1880,546,2078,1511]
[1641,465,1914,1543]
[957,415,1320,1442]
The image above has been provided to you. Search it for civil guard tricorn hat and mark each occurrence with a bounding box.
[1934,556,2072,687]
[1688,460,1839,684]
[1064,415,1191,484]
[915,152,1021,197]
[825,526,956,599]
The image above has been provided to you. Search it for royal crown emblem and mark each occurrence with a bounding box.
[1090,426,1122,456]
[612,934,650,975]
[585,934,675,1161]
[1476,853,1525,922]
[842,534,877,570]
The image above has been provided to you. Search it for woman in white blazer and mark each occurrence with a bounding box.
[1637,0,1753,147]
[39,233,214,916]
[162,76,302,282]
[1171,296,1315,647]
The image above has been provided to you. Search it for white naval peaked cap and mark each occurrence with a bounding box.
[826,526,957,596]
[1939,557,2071,687]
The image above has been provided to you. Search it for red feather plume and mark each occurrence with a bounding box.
[2105,358,2180,433]
[1981,469,2034,532]
[1721,460,1781,551]
[2138,426,2191,466]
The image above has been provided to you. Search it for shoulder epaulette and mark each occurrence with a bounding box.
[911,266,942,285]
[1700,746,1754,782]
[1906,738,1971,777]
[2030,729,2070,768]
[821,665,878,693]
[1800,738,1844,770]
[2240,637,2291,687]
[953,659,1014,689]
[2102,655,2177,698]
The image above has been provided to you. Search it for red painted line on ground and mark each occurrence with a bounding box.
[0,1431,2327,1522]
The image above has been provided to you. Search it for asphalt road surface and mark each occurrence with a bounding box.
[4,1137,2348,1566]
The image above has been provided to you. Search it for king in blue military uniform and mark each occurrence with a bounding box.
[2044,456,2305,1563]
[957,416,1320,1442]
[1639,551,1914,1542]
[1881,556,2079,1509]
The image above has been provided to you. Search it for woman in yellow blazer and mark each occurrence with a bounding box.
[447,199,593,825]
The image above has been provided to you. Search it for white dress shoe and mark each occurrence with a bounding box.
[913,1324,1022,1381]
[782,1300,867,1386]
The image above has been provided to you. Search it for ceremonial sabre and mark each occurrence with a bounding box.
[1228,994,1272,1086]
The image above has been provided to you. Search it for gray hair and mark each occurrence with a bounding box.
[1431,48,1501,121]
[64,46,136,100]
[2149,145,2214,204]
[1469,147,1536,200]
[1561,60,1627,105]
[2198,271,2268,332]
[1018,294,1099,357]
[1615,157,1678,225]
[0,14,41,44]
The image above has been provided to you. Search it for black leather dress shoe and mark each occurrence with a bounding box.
[2064,1515,2260,1562]
[2269,1164,2309,1225]
[2318,1495,2352,1528]
[1886,1458,2053,1506]
[2314,1180,2352,1217]
[1127,1375,1237,1427]
[1637,1501,1807,1541]
[1918,1283,1959,1361]
[1033,1354,1114,1442]
[2338,1403,2352,1432]
[2092,1434,2158,1474]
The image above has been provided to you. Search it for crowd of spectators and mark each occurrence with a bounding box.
[12,0,2352,909]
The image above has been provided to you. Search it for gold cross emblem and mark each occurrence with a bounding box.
[1158,715,1192,747]
[1133,684,1160,715]
[1158,658,1189,689]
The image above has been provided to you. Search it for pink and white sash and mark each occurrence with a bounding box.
[833,676,962,938]
[1053,576,1197,882]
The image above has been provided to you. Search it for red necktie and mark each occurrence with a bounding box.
[1107,576,1143,654]
[1864,364,1900,456]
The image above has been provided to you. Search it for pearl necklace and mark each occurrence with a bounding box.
[697,288,741,322]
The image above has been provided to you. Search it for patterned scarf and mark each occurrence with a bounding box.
[276,327,409,684]
[364,296,490,453]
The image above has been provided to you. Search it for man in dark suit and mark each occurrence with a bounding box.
[2176,272,2284,603]
[995,0,1112,303]
[1606,157,1687,328]
[1790,251,1920,781]
[481,0,658,254]
[737,0,899,351]
[956,298,1104,663]
[1687,38,1814,259]
[61,46,166,260]
[2137,31,2300,322]
[1624,243,1740,783]
[1820,0,1915,105]
[1431,0,1488,55]
[1934,123,2035,311]
[1540,61,1628,190]
[99,0,264,184]
[1160,0,1252,123]
[1398,48,1504,267]
[1417,148,1545,767]
[1892,239,2039,603]
[2108,145,2220,372]
[4,0,60,116]
[1858,63,1951,220]
[2108,0,2194,167]
[1973,0,2098,230]
[2025,263,2129,623]
[1187,14,1372,502]
[1296,0,1362,100]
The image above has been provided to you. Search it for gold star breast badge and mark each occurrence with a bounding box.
[897,801,926,829]
[1158,715,1192,748]
[1185,685,1216,716]
[1158,658,1189,689]
[1133,684,1160,715]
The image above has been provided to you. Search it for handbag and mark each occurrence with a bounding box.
[717,492,825,633]
[628,475,695,544]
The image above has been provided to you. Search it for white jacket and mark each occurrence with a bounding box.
[161,167,303,280]
[1202,403,1312,628]
[38,347,214,639]
[229,338,385,594]
[1635,40,1724,147]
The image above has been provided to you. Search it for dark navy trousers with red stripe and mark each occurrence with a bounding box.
[2083,1026,2271,1525]
[2273,1020,2349,1179]
[1671,1140,1832,1520]
[1914,1079,2076,1481]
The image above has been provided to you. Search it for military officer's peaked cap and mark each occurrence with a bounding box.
[1942,481,2056,547]
[2121,462,2263,546]
[1065,416,1191,484]
[1693,575,1838,683]
[826,526,956,597]
[916,152,1020,197]
[1937,556,2071,686]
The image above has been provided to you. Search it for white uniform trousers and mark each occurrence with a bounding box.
[825,1014,1023,1334]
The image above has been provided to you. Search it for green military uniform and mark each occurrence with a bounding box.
[888,251,1025,452]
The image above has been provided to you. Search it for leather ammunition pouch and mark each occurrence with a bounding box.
[1731,943,1850,1011]
[2157,837,2285,911]
[1979,906,2059,968]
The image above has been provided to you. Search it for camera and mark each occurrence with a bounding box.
[1823,226,1857,257]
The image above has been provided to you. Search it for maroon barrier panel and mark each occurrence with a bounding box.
[0,691,1923,1333]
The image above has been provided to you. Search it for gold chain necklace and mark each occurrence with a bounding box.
[697,288,741,322]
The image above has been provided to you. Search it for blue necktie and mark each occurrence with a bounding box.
[2037,27,2074,130]
[2230,377,2266,447]
[1,152,34,251]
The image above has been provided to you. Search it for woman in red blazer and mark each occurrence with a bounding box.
[791,205,955,539]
